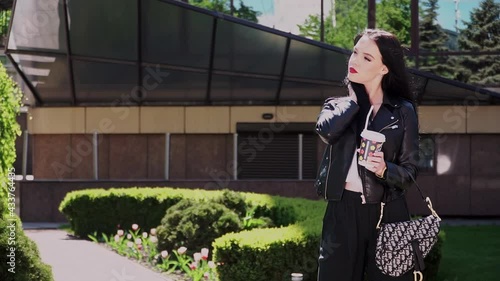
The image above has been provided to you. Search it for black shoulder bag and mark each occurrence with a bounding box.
[375,172,441,281]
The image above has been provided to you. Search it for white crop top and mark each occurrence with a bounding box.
[345,148,363,193]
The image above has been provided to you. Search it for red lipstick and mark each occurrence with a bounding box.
[349,67,358,74]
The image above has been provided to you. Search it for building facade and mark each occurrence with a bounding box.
[4,0,500,222]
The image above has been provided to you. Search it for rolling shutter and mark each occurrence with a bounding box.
[236,123,317,179]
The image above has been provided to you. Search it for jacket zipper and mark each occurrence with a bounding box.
[378,119,399,133]
[324,146,333,200]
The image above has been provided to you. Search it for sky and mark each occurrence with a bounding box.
[238,0,499,32]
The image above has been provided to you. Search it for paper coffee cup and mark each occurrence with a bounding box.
[358,129,386,167]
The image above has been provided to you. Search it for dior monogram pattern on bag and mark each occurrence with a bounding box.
[375,214,440,277]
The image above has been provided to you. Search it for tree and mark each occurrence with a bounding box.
[189,0,260,23]
[297,0,412,50]
[454,0,500,85]
[377,0,411,47]
[0,10,10,40]
[418,0,454,78]
[298,0,367,49]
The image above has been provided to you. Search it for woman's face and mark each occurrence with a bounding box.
[347,35,388,85]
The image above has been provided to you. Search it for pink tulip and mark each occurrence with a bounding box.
[135,238,142,245]
[201,248,209,260]
[117,229,124,236]
[114,235,120,242]
[208,261,216,269]
[149,236,158,243]
[177,246,187,255]
[161,250,169,258]
[204,272,210,279]
[150,228,157,235]
[193,252,202,262]
[132,224,139,231]
[127,241,133,248]
[142,232,148,238]
[189,262,197,270]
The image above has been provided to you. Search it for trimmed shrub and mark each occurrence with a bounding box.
[213,221,320,281]
[252,203,296,227]
[213,189,247,217]
[59,188,186,237]
[156,200,242,254]
[0,217,54,281]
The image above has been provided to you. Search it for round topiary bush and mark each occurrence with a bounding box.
[156,199,242,254]
[0,217,54,281]
[213,189,248,217]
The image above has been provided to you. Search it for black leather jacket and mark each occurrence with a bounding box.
[314,94,419,203]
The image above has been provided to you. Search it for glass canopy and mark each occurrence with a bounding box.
[5,0,500,106]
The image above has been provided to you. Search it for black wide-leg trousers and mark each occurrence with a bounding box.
[317,190,413,281]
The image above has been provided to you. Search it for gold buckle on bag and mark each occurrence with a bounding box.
[413,271,423,281]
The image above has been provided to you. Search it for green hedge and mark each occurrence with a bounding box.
[60,187,443,281]
[59,187,297,238]
[60,188,184,237]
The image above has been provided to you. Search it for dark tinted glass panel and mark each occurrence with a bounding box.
[418,135,435,173]
[286,40,348,81]
[1,55,37,106]
[68,0,137,60]
[211,75,278,102]
[11,54,71,103]
[214,21,286,75]
[73,60,137,103]
[142,0,212,67]
[142,67,208,102]
[8,0,67,52]
[422,79,490,105]
[280,80,343,102]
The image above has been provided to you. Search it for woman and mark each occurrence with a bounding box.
[315,29,419,281]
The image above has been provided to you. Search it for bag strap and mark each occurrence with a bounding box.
[376,172,441,229]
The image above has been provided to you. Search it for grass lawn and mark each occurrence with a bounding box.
[437,225,500,281]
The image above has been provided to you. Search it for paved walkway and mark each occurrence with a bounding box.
[25,227,173,281]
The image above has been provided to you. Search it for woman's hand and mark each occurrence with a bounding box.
[365,151,386,177]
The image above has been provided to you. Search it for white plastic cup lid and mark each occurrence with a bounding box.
[361,129,386,143]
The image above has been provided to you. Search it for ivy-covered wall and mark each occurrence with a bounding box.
[0,63,54,281]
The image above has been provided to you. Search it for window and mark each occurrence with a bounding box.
[418,135,435,173]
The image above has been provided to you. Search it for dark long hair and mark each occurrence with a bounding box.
[348,29,416,145]
[350,29,414,102]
